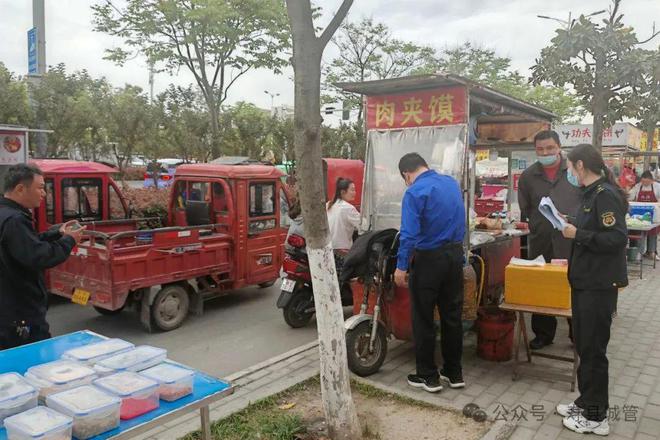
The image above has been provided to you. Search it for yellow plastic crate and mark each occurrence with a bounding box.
[504,264,571,309]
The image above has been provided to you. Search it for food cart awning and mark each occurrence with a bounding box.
[338,73,557,124]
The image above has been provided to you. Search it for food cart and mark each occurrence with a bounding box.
[337,73,555,375]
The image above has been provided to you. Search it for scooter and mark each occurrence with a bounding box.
[276,233,352,328]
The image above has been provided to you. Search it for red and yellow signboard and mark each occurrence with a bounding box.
[366,87,467,130]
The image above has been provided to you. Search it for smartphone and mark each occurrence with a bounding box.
[68,221,83,231]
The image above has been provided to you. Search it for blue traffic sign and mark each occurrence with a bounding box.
[27,27,38,74]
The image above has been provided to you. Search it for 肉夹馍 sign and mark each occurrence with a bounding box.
[366,87,467,130]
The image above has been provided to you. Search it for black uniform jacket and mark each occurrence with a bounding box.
[568,179,629,290]
[518,157,582,260]
[0,197,75,327]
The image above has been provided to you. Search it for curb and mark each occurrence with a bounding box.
[225,340,319,382]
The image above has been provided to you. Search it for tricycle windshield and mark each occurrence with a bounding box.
[361,124,467,231]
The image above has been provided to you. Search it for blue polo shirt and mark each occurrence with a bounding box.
[397,170,465,271]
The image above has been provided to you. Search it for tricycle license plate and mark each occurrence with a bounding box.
[281,279,296,293]
[71,288,91,306]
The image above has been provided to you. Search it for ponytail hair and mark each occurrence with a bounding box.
[327,177,353,211]
[567,143,628,211]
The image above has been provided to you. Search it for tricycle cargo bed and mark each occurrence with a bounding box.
[49,225,233,311]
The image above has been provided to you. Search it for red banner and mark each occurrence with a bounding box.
[366,87,467,130]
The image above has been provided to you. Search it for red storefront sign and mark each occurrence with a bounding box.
[366,87,467,130]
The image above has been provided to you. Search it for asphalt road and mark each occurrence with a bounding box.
[47,282,318,378]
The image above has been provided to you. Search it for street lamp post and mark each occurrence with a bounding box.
[264,90,280,115]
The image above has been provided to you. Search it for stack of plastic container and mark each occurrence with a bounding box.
[95,346,167,374]
[3,406,73,440]
[24,360,96,402]
[140,363,195,402]
[61,338,134,366]
[46,385,121,440]
[0,373,38,427]
[94,372,159,420]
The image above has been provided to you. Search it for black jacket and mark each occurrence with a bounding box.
[0,197,75,327]
[340,229,398,284]
[518,157,582,260]
[568,179,628,290]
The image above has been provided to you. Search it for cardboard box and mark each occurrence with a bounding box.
[504,264,571,309]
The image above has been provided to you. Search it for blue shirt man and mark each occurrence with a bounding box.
[394,153,466,393]
[396,169,465,271]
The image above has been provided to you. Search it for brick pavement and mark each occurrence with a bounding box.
[153,265,660,439]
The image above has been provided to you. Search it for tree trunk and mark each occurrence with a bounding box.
[208,103,221,160]
[591,93,607,152]
[286,2,361,440]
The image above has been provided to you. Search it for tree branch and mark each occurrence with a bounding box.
[638,26,660,45]
[319,0,354,49]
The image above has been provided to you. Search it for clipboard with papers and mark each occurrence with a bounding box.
[538,197,567,231]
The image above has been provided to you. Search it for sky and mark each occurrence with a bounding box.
[1,0,659,120]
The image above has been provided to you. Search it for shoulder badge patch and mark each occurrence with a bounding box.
[602,212,616,227]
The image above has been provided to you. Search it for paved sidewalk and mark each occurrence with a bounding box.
[151,266,660,439]
[363,267,660,440]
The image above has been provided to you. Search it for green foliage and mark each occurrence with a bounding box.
[324,18,436,121]
[0,63,31,126]
[434,42,584,123]
[29,64,114,158]
[531,0,658,146]
[92,0,291,158]
[632,48,660,142]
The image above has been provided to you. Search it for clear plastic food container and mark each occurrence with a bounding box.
[96,346,167,373]
[46,385,120,440]
[4,406,73,440]
[62,338,134,366]
[140,363,195,402]
[25,360,96,401]
[94,372,159,420]
[0,373,38,427]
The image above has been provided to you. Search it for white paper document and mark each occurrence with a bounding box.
[509,255,546,267]
[538,196,567,231]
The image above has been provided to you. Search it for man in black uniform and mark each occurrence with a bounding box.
[518,130,581,349]
[0,164,84,349]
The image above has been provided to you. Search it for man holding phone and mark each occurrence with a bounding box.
[0,164,85,349]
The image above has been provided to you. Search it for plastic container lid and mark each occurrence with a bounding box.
[27,360,96,385]
[140,363,194,384]
[0,373,36,406]
[4,406,72,437]
[97,346,167,372]
[63,338,134,363]
[47,385,120,417]
[94,372,158,398]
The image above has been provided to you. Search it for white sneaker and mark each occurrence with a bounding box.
[563,414,610,436]
[556,402,583,417]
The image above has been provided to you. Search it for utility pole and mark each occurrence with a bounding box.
[148,61,155,103]
[30,0,48,157]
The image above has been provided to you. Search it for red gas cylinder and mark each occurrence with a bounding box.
[477,307,516,362]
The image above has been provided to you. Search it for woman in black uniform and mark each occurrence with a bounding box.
[556,144,628,436]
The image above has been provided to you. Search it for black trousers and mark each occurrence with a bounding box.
[0,323,51,350]
[409,244,464,379]
[531,315,573,343]
[572,288,617,422]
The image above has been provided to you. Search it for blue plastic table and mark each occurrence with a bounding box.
[0,331,233,440]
